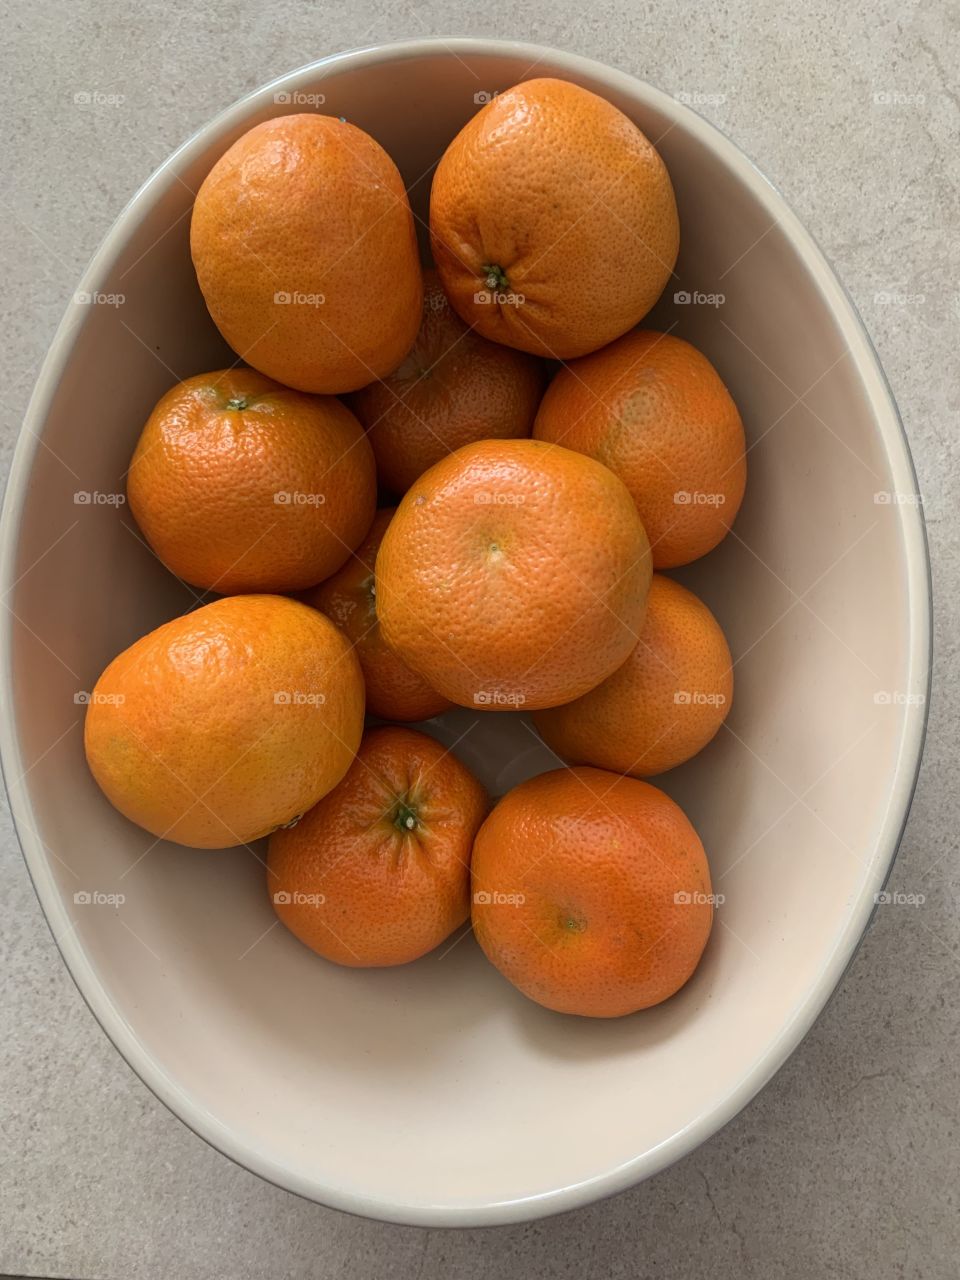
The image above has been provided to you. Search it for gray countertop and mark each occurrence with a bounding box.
[1,3,956,1277]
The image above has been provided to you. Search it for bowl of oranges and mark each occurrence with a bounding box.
[0,40,929,1224]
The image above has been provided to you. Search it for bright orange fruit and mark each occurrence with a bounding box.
[190,114,422,393]
[349,268,545,494]
[430,78,678,358]
[127,368,376,594]
[84,595,365,849]
[268,726,488,967]
[375,439,652,711]
[534,330,746,567]
[534,574,733,776]
[471,767,713,1017]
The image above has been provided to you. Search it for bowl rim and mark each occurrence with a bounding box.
[0,37,932,1227]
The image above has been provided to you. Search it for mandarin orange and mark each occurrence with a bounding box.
[127,368,376,593]
[471,767,713,1017]
[349,268,545,494]
[430,79,678,358]
[84,595,364,849]
[375,439,652,711]
[534,330,746,567]
[268,726,487,966]
[534,574,733,776]
[191,114,421,393]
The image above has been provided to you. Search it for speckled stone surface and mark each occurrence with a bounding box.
[0,2,955,1277]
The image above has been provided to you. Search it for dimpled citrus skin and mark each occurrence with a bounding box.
[374,439,652,711]
[190,114,422,393]
[84,596,364,849]
[471,767,713,1017]
[305,508,451,722]
[534,575,733,777]
[349,269,545,494]
[127,368,376,593]
[429,78,679,358]
[534,330,746,567]
[267,726,488,967]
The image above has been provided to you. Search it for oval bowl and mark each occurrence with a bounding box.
[0,39,930,1226]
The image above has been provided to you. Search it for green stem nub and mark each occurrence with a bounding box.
[226,396,249,411]
[392,799,420,833]
[482,263,510,292]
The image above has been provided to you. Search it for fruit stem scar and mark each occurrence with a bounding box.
[481,263,510,291]
[225,396,249,411]
[391,797,420,833]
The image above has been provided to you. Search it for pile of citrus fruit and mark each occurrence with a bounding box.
[84,78,746,1019]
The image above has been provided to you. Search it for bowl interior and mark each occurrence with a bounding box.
[1,43,928,1225]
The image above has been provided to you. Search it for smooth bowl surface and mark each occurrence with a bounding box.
[0,41,930,1226]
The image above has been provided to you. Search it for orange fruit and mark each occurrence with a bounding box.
[534,330,746,567]
[430,78,678,358]
[349,268,545,494]
[534,574,733,776]
[84,595,364,849]
[190,114,422,393]
[304,508,451,722]
[375,439,652,711]
[127,368,376,593]
[267,726,488,966]
[471,767,713,1017]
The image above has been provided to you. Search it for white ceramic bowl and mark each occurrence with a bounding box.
[0,40,930,1226]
